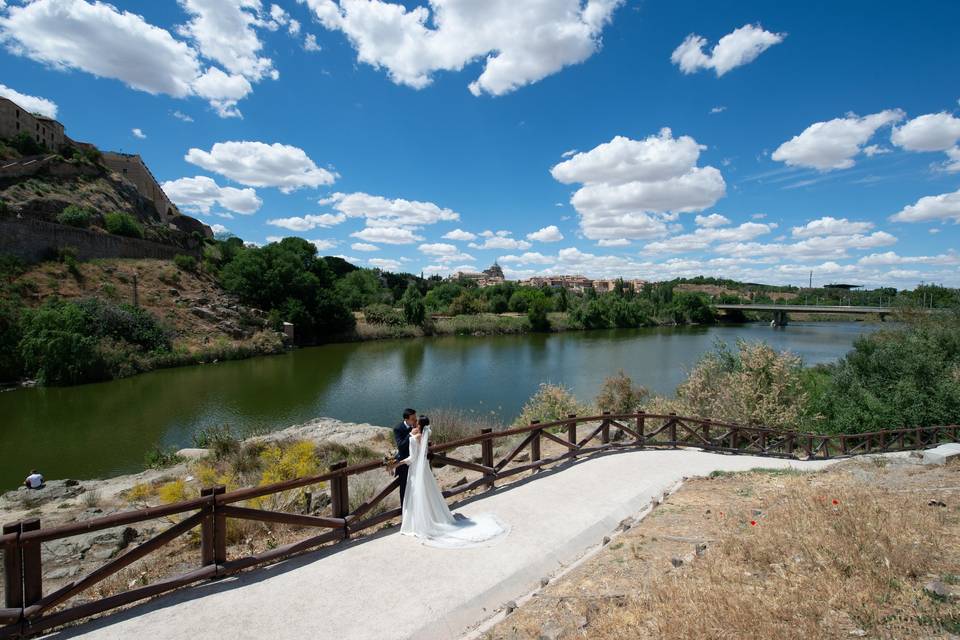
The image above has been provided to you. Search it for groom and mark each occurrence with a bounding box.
[393,408,419,505]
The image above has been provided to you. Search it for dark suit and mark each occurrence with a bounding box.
[393,420,414,504]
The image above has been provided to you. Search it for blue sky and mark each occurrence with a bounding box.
[1,0,958,287]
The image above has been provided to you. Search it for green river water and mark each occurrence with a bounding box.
[0,322,884,490]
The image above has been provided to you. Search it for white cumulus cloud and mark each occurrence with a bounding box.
[442,228,477,242]
[771,110,904,170]
[351,242,379,252]
[527,225,564,243]
[468,236,533,251]
[0,0,273,117]
[694,213,730,228]
[323,192,458,228]
[351,226,424,244]
[368,258,402,270]
[671,24,785,76]
[298,0,624,96]
[889,188,960,224]
[162,175,262,215]
[791,216,874,238]
[131,127,146,139]
[551,128,726,241]
[185,141,338,192]
[643,222,774,254]
[266,213,346,231]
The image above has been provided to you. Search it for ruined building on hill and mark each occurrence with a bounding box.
[0,96,208,237]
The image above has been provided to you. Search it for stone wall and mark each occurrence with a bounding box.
[102,152,180,223]
[0,217,200,263]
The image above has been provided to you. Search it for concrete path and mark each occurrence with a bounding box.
[46,450,838,640]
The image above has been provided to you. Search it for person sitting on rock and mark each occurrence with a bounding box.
[23,469,44,489]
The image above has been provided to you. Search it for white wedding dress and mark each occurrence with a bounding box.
[400,426,509,548]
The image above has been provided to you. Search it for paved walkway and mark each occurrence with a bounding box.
[47,450,837,640]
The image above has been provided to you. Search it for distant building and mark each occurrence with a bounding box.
[451,261,506,287]
[0,97,66,149]
[521,274,593,293]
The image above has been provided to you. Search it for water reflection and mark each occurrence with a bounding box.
[0,322,884,488]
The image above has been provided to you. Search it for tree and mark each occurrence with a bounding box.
[401,283,426,325]
[527,297,551,332]
[103,212,144,238]
[221,237,353,343]
[335,269,388,310]
[555,286,569,312]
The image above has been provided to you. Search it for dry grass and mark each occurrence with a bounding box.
[586,475,959,639]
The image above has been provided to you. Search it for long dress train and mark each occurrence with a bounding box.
[400,426,509,549]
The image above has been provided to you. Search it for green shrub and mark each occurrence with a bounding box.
[104,212,144,238]
[595,370,649,414]
[9,132,46,155]
[56,205,94,228]
[192,424,241,460]
[144,445,185,469]
[401,283,426,325]
[58,247,81,278]
[173,254,198,273]
[527,297,552,332]
[362,303,405,326]
[18,301,107,385]
[514,383,591,427]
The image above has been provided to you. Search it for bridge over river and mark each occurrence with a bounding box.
[715,303,894,327]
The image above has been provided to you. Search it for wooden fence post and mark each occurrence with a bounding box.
[601,411,610,444]
[806,435,813,459]
[730,427,739,452]
[567,414,577,448]
[787,433,795,457]
[636,412,645,445]
[3,522,22,613]
[213,486,226,567]
[840,435,848,456]
[20,519,41,611]
[481,429,494,490]
[668,413,677,448]
[200,487,215,567]
[530,421,541,467]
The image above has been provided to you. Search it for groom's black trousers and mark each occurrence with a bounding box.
[396,464,408,505]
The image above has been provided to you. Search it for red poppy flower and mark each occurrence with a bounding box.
[832,499,839,505]
[750,520,757,526]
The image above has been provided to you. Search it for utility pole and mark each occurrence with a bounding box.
[132,272,139,308]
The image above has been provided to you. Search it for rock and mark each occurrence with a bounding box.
[923,443,960,465]
[88,546,116,561]
[504,600,518,614]
[539,620,563,640]
[45,565,81,580]
[670,556,684,568]
[618,517,634,531]
[64,479,80,487]
[312,492,331,511]
[695,543,708,557]
[189,306,218,321]
[576,615,589,630]
[923,580,952,599]
[176,448,210,460]
[928,499,947,507]
[540,577,550,587]
[753,509,763,516]
[848,630,867,637]
[168,288,180,297]
[602,536,611,545]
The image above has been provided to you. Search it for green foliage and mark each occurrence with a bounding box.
[17,298,170,385]
[56,204,94,228]
[401,283,426,326]
[514,383,591,427]
[9,132,46,155]
[323,255,359,279]
[104,212,144,239]
[527,297,552,332]
[191,424,241,460]
[595,370,648,414]
[0,298,22,383]
[220,237,354,343]
[449,291,483,316]
[173,254,198,273]
[363,303,405,326]
[807,324,960,433]
[424,282,464,313]
[57,247,81,278]
[144,445,185,470]
[335,269,388,310]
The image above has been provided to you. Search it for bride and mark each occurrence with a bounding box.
[399,423,508,548]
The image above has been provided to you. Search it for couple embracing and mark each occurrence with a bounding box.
[392,408,508,548]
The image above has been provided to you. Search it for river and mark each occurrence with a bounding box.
[0,322,885,490]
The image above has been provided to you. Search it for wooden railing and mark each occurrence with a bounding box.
[2,413,957,638]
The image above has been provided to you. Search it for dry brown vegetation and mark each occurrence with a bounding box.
[485,458,960,640]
